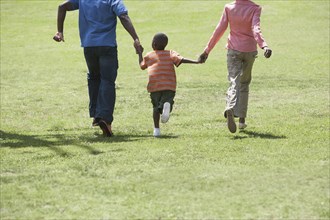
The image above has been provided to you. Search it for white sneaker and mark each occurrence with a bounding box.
[239,123,247,130]
[161,102,170,123]
[153,128,161,137]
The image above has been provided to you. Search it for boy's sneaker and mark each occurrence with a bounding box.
[239,123,247,130]
[225,109,237,133]
[99,120,113,137]
[161,102,170,123]
[153,128,161,137]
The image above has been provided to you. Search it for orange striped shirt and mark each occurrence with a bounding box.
[140,50,183,92]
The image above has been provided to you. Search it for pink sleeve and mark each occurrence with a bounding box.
[252,6,268,49]
[204,8,229,54]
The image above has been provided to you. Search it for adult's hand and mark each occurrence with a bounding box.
[134,39,143,54]
[53,32,64,42]
[263,46,272,58]
[198,52,208,63]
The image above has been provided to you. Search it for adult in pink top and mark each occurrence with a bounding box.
[199,0,272,133]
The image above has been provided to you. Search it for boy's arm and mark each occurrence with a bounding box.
[179,58,200,65]
[139,53,148,70]
[198,52,208,63]
[138,53,143,64]
[138,52,144,69]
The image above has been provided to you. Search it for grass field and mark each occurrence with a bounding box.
[1,0,329,219]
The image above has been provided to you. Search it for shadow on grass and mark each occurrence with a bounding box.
[233,130,287,140]
[0,129,150,156]
[155,135,180,139]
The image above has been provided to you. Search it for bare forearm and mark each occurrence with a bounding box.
[54,2,74,42]
[57,2,74,33]
[57,6,66,32]
[119,13,143,54]
[138,53,143,65]
[119,14,139,41]
[181,58,199,64]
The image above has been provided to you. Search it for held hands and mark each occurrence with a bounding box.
[198,52,209,63]
[263,46,272,58]
[134,39,144,54]
[53,32,64,42]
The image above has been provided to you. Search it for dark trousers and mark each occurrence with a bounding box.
[84,46,118,124]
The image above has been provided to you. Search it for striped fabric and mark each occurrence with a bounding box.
[141,50,183,92]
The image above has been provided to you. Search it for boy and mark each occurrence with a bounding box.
[139,33,199,137]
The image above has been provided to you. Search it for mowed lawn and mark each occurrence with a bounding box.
[0,0,329,219]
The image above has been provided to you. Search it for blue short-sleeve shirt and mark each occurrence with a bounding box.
[69,0,128,47]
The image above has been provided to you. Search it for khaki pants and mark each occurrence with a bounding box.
[225,49,258,118]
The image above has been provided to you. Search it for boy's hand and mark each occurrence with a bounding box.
[134,39,144,54]
[53,32,64,42]
[198,52,208,63]
[263,46,272,58]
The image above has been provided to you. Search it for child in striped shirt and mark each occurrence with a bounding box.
[139,33,199,137]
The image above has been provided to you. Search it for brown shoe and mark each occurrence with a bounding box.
[99,120,113,137]
[225,109,237,133]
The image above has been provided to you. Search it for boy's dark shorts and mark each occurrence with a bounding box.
[150,90,175,114]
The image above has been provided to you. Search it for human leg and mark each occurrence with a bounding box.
[237,51,257,130]
[159,91,175,123]
[95,47,118,124]
[237,51,257,119]
[239,117,247,130]
[150,91,175,136]
[153,111,160,129]
[224,50,244,133]
[225,50,243,114]
[153,111,161,137]
[161,102,171,123]
[150,92,162,137]
[150,91,162,128]
[84,47,100,119]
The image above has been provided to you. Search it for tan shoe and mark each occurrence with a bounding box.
[239,123,247,130]
[225,109,237,133]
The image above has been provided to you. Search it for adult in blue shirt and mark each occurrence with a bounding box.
[54,0,143,137]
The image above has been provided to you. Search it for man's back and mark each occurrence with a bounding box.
[69,0,128,47]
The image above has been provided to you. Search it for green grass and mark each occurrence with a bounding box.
[1,0,329,219]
